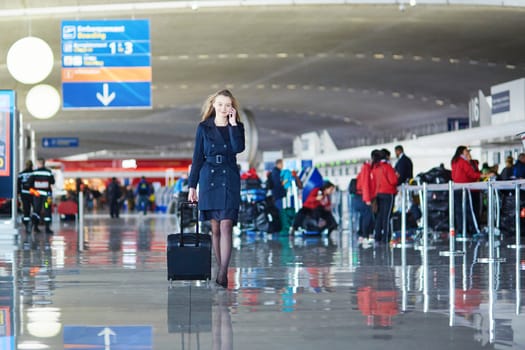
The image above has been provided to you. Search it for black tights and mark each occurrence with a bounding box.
[210,219,233,282]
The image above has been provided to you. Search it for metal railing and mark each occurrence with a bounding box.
[395,179,524,331]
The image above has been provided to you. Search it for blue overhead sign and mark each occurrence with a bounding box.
[63,82,151,109]
[492,90,510,114]
[0,90,15,198]
[42,137,79,148]
[63,325,152,349]
[61,19,151,109]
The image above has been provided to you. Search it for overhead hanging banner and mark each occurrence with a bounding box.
[61,19,152,109]
[0,91,15,198]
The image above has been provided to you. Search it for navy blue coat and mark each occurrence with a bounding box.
[394,154,413,185]
[188,117,245,211]
[270,166,286,200]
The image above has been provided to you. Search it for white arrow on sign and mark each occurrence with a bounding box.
[97,327,116,349]
[96,83,116,106]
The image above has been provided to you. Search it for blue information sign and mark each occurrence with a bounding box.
[61,19,151,109]
[63,82,151,109]
[42,137,79,148]
[0,90,15,198]
[492,90,510,114]
[63,325,152,349]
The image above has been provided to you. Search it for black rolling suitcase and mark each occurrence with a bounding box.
[167,202,211,281]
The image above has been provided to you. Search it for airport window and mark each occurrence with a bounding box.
[493,152,501,165]
[302,139,309,151]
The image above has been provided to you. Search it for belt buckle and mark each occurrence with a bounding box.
[216,155,223,164]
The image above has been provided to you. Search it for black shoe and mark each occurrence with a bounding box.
[33,226,41,233]
[45,228,54,235]
[216,277,228,288]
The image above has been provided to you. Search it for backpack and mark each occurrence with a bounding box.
[266,172,274,190]
[138,182,150,195]
[348,178,357,194]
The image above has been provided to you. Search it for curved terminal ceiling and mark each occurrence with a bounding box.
[0,1,524,159]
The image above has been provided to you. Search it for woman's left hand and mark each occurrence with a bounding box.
[229,108,237,126]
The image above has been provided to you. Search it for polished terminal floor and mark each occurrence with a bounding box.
[1,212,524,349]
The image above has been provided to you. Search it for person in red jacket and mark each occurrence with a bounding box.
[302,180,338,233]
[371,150,398,243]
[451,146,481,183]
[353,150,380,244]
[451,145,487,237]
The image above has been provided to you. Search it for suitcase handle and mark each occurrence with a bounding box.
[178,201,199,247]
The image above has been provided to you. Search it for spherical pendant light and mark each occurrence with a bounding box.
[7,36,54,84]
[26,84,61,119]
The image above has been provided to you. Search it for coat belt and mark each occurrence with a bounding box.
[205,154,232,164]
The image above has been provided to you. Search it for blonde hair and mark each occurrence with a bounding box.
[200,89,242,122]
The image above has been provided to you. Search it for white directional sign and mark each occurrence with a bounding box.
[96,84,116,106]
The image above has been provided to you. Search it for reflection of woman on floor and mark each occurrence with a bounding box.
[213,292,233,350]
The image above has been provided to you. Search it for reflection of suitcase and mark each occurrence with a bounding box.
[167,286,212,334]
[167,202,211,281]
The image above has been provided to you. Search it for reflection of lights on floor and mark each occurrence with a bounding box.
[122,237,137,269]
[17,341,50,349]
[27,307,61,338]
[51,236,66,268]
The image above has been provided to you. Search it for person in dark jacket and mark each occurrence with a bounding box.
[136,176,151,215]
[188,89,245,288]
[17,159,34,233]
[394,145,413,185]
[269,159,286,209]
[513,153,525,179]
[498,155,514,180]
[32,158,55,234]
[107,177,122,218]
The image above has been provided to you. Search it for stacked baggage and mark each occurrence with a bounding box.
[239,170,282,233]
[499,190,525,238]
[416,165,451,233]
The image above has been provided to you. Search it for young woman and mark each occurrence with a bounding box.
[450,145,484,237]
[188,89,245,288]
[371,150,398,243]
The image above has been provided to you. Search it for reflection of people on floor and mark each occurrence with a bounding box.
[18,232,55,307]
[306,267,334,293]
[213,292,233,350]
[354,262,398,329]
[357,286,398,329]
[455,289,482,318]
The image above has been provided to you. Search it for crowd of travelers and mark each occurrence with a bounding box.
[18,145,525,243]
[351,144,524,247]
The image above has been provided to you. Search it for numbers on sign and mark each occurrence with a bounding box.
[109,42,134,55]
[124,42,133,54]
